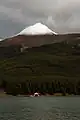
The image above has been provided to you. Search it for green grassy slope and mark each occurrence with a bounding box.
[0,41,80,95]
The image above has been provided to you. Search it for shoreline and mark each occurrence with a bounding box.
[0,92,79,97]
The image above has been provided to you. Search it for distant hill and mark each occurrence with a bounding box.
[0,33,80,47]
[0,33,80,58]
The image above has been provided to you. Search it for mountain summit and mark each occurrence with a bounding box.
[18,23,57,35]
[0,23,58,47]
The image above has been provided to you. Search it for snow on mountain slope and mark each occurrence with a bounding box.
[18,23,57,35]
[0,39,3,41]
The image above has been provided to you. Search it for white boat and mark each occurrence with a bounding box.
[33,92,40,97]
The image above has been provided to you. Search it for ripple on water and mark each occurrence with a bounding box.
[0,96,80,120]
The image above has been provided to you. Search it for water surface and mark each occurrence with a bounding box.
[0,96,80,120]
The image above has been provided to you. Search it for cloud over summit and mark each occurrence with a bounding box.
[0,0,80,37]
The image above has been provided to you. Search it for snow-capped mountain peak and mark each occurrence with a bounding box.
[18,23,57,35]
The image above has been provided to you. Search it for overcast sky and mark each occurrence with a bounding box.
[0,0,80,38]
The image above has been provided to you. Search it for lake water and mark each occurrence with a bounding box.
[0,96,80,120]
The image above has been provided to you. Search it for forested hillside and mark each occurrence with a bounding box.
[0,41,80,95]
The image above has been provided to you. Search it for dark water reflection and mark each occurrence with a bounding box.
[0,96,80,120]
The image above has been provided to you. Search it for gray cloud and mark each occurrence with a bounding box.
[0,0,80,37]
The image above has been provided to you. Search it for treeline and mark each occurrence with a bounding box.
[1,78,80,96]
